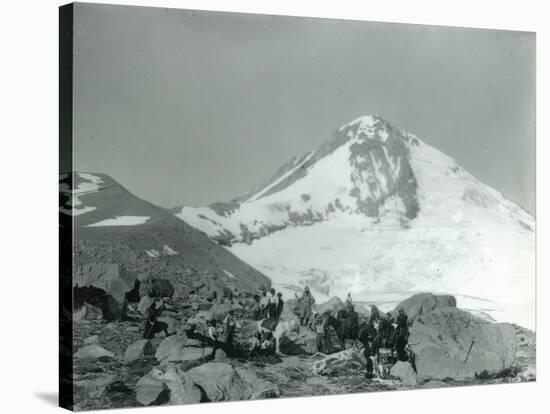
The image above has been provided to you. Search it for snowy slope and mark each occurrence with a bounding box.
[175,115,535,329]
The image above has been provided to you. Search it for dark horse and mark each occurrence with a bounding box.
[323,308,361,349]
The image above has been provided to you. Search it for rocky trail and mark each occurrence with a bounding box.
[71,290,535,411]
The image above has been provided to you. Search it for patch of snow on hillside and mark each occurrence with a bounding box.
[163,245,178,255]
[145,249,160,258]
[223,269,237,279]
[87,215,150,227]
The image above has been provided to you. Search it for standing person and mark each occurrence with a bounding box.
[395,307,409,361]
[267,288,278,319]
[223,310,241,353]
[315,314,327,354]
[143,298,169,339]
[345,293,353,311]
[275,292,284,321]
[295,286,315,327]
[259,289,269,318]
[250,294,261,320]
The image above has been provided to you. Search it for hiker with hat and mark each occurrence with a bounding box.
[295,286,315,327]
[222,310,241,352]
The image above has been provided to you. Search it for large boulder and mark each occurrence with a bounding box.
[408,307,517,381]
[187,362,279,401]
[74,263,136,320]
[315,297,345,315]
[75,343,115,360]
[392,293,457,323]
[390,361,417,386]
[135,366,202,406]
[155,334,212,365]
[209,303,234,321]
[138,273,175,298]
[279,330,318,355]
[124,339,154,363]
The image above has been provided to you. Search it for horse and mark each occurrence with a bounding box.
[257,318,300,355]
[323,309,361,350]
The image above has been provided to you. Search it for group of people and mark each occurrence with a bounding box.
[252,287,285,321]
[358,305,410,377]
[141,286,411,378]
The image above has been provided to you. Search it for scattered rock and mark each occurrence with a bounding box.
[137,295,154,316]
[312,348,366,376]
[83,335,99,345]
[421,380,448,389]
[75,343,115,360]
[150,279,175,298]
[390,361,417,386]
[155,334,212,365]
[214,349,228,362]
[187,362,279,401]
[157,316,178,335]
[409,307,517,381]
[234,367,281,399]
[198,303,213,311]
[135,368,169,406]
[124,339,154,363]
[74,303,103,321]
[74,374,114,400]
[126,326,140,333]
[210,303,234,320]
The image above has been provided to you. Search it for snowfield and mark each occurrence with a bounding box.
[175,115,535,329]
[87,215,150,227]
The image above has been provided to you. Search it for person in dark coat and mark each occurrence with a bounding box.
[358,322,375,378]
[143,298,169,339]
[395,307,409,361]
[267,288,278,320]
[275,292,284,321]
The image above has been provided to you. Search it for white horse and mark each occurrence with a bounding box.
[257,318,300,355]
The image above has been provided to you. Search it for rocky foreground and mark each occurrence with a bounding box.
[70,289,536,411]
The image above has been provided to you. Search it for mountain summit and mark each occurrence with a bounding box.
[175,115,535,329]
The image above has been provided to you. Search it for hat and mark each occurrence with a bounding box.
[277,292,282,297]
[304,286,310,292]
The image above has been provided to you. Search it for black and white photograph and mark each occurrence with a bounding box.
[3,1,547,413]
[56,2,539,411]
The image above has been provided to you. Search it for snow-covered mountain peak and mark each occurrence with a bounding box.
[173,115,535,328]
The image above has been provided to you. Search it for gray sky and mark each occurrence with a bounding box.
[72,3,535,214]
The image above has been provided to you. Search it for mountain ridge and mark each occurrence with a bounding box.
[173,115,535,329]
